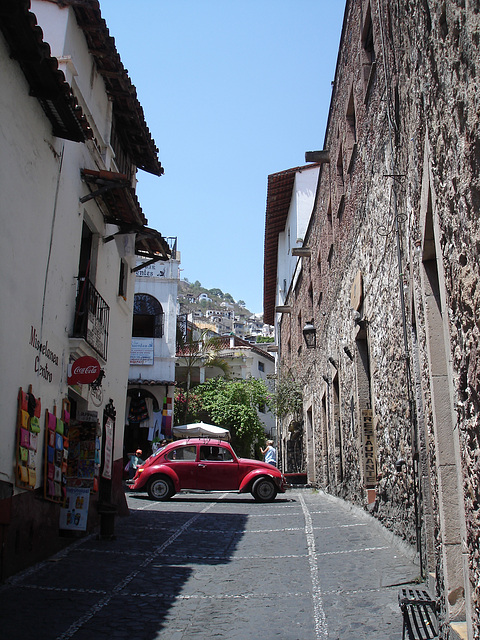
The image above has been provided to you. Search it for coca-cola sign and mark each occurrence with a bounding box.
[68,356,101,385]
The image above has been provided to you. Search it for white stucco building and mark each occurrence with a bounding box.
[263,164,320,462]
[175,335,276,437]
[126,253,180,456]
[0,0,169,579]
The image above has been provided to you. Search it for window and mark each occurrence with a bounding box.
[327,200,333,231]
[258,361,265,372]
[336,145,344,199]
[327,244,334,269]
[118,259,128,299]
[361,2,376,98]
[166,445,196,461]
[200,446,233,462]
[332,374,344,482]
[345,86,357,172]
[110,116,134,181]
[78,221,94,283]
[132,294,164,338]
[308,283,314,310]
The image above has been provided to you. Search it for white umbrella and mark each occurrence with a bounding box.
[172,422,231,441]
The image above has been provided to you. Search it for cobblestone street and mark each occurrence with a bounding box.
[0,488,421,639]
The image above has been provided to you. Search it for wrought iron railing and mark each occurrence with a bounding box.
[165,237,178,256]
[73,278,109,360]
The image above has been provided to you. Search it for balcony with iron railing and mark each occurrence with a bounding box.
[72,278,109,360]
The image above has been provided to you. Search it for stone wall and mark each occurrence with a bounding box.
[275,0,480,635]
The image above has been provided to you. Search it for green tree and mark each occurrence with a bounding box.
[194,377,269,456]
[175,328,230,423]
[268,370,303,420]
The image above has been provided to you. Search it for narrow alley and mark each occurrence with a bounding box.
[0,488,421,640]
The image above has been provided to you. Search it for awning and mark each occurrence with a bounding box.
[80,168,147,227]
[133,228,171,266]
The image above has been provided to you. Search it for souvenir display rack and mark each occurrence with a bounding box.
[43,399,70,504]
[16,385,42,490]
[66,416,101,493]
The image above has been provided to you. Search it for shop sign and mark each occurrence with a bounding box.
[68,356,100,385]
[29,325,60,384]
[77,410,98,423]
[362,409,377,487]
[130,338,154,365]
[59,488,90,531]
[135,261,167,278]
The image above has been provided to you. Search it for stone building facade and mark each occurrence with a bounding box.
[264,1,480,638]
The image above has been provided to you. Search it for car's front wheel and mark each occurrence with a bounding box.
[251,477,277,502]
[147,476,174,501]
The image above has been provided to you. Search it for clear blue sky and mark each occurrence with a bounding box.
[99,1,345,314]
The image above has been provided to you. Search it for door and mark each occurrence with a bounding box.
[164,445,198,489]
[196,445,239,491]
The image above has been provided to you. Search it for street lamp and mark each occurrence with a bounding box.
[302,320,316,349]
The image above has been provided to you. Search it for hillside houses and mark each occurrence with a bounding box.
[177,282,274,343]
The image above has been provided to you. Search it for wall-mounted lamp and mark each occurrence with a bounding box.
[302,320,316,349]
[343,345,354,361]
[328,356,338,368]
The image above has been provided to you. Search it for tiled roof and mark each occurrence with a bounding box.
[0,0,163,175]
[128,378,175,386]
[0,0,92,142]
[55,0,163,176]
[263,166,315,326]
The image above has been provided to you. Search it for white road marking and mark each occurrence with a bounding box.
[299,492,328,640]
[56,498,223,640]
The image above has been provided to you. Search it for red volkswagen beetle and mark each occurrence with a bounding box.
[128,438,287,502]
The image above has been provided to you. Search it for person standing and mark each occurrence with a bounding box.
[260,440,277,467]
[127,449,144,479]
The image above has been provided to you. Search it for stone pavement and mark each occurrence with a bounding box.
[0,488,422,639]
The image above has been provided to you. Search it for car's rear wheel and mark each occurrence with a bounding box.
[251,477,277,502]
[147,476,174,501]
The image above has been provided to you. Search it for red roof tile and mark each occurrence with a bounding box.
[263,165,316,325]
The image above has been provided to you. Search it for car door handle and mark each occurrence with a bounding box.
[198,463,206,468]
